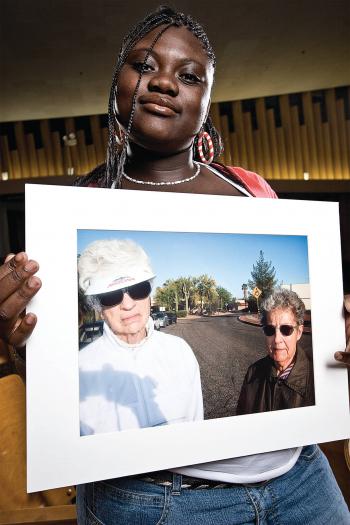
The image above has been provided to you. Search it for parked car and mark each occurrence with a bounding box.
[79,320,104,349]
[152,312,169,328]
[164,311,177,324]
[151,312,161,330]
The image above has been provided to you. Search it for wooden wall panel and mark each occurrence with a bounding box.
[230,132,240,166]
[276,128,288,180]
[243,111,256,171]
[325,89,342,178]
[14,123,30,178]
[255,97,271,176]
[302,92,320,178]
[336,98,350,179]
[0,86,349,180]
[26,134,39,178]
[0,136,12,176]
[322,122,335,179]
[253,129,264,175]
[37,149,48,177]
[266,108,280,178]
[39,120,55,176]
[76,130,89,175]
[51,131,64,175]
[220,115,232,166]
[232,101,248,168]
[279,95,296,179]
[290,105,304,178]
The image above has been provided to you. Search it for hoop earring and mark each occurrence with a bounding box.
[197,131,214,164]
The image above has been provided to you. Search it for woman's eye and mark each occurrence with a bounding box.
[180,72,201,84]
[133,61,154,73]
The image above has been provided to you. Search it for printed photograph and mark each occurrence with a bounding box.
[77,229,314,437]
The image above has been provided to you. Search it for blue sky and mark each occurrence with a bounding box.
[77,229,309,299]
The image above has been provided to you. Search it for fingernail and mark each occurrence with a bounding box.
[334,351,343,361]
[15,252,25,263]
[24,261,38,272]
[26,314,36,325]
[27,276,40,288]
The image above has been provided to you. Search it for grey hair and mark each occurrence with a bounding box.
[84,294,103,313]
[260,288,305,326]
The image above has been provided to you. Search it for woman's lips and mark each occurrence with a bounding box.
[139,95,180,117]
[142,102,177,117]
[122,314,141,324]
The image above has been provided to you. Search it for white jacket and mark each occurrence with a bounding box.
[79,318,203,435]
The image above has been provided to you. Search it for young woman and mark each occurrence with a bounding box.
[1,6,349,525]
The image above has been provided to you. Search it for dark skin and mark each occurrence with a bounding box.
[116,26,243,196]
[0,24,349,366]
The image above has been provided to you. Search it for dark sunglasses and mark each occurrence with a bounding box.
[97,280,151,308]
[262,324,297,337]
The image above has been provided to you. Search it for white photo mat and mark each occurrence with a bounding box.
[26,184,350,492]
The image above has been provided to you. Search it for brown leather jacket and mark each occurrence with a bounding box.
[236,346,315,415]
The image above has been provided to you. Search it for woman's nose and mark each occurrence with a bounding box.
[148,71,179,97]
[120,292,135,309]
[274,327,284,342]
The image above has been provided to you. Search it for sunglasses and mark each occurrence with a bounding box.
[97,280,151,307]
[262,324,298,337]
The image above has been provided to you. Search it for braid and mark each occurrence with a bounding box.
[111,23,173,189]
[78,6,221,189]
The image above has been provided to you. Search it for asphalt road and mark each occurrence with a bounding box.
[163,314,313,420]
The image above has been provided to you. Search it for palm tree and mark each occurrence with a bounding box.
[242,283,248,307]
[177,276,196,314]
[196,274,217,313]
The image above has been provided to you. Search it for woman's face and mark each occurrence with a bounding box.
[115,25,214,154]
[264,308,303,371]
[102,293,150,345]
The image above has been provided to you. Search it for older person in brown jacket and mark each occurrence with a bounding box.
[237,288,315,415]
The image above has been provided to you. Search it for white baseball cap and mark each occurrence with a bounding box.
[84,270,156,296]
[78,239,156,296]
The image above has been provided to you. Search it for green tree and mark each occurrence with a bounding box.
[216,286,232,310]
[196,274,217,312]
[248,250,277,300]
[155,279,181,311]
[177,276,196,314]
[154,285,173,310]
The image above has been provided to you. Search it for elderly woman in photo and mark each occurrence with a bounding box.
[78,239,203,436]
[237,288,315,415]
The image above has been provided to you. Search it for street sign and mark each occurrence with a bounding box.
[252,286,262,299]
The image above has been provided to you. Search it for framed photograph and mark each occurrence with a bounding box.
[26,184,349,491]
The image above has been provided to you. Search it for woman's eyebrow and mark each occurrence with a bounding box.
[130,48,207,69]
[129,47,156,57]
[181,58,207,69]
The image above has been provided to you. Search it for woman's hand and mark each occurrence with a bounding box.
[334,294,350,366]
[0,252,41,350]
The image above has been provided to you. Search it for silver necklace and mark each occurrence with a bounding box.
[122,162,201,186]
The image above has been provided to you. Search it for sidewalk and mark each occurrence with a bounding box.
[239,314,261,326]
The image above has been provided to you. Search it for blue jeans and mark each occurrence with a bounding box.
[76,445,350,524]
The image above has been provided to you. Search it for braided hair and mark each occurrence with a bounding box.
[76,6,223,188]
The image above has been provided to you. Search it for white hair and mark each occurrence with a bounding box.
[78,239,154,294]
